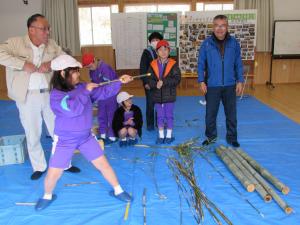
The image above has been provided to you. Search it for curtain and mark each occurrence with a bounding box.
[234,0,274,52]
[42,0,80,55]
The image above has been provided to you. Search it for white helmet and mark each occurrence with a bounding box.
[117,92,133,104]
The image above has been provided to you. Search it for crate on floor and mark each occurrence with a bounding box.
[0,135,27,166]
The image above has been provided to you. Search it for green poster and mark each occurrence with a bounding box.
[147,13,178,56]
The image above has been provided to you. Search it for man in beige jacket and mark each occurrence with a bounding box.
[0,14,80,180]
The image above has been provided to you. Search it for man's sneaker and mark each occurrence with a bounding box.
[165,137,175,144]
[109,191,132,202]
[156,138,165,144]
[202,138,216,146]
[30,170,46,180]
[65,166,81,173]
[227,140,240,148]
[35,194,57,211]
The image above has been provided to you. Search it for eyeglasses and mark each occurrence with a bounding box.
[213,24,227,30]
[30,26,51,32]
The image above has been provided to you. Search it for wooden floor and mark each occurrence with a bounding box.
[1,82,299,124]
[251,83,300,124]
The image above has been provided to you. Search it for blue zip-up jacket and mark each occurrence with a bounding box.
[197,34,244,87]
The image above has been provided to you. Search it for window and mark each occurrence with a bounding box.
[158,4,190,15]
[196,2,234,11]
[223,4,234,10]
[79,5,118,45]
[205,4,223,11]
[124,5,157,13]
[125,4,190,15]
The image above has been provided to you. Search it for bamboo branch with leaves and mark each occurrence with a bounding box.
[167,138,233,225]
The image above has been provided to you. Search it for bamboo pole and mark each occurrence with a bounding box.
[216,147,255,192]
[219,147,272,202]
[236,148,290,195]
[98,73,151,86]
[198,151,265,218]
[236,149,293,214]
[229,148,293,213]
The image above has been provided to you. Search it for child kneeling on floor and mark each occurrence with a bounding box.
[148,40,181,144]
[35,55,133,211]
[112,92,143,147]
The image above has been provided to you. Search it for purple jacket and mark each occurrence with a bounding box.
[89,61,118,84]
[90,61,118,103]
[50,81,121,135]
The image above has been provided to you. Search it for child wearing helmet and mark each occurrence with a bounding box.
[35,55,133,211]
[112,92,143,147]
[148,40,181,144]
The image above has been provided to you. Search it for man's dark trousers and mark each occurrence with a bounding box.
[205,85,237,142]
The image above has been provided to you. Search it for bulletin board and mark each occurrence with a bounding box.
[179,10,257,74]
[147,13,179,56]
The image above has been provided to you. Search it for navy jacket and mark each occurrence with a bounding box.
[197,34,244,87]
[139,47,157,85]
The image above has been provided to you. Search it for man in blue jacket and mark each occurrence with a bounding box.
[198,14,244,147]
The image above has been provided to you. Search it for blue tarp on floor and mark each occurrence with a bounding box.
[0,96,299,225]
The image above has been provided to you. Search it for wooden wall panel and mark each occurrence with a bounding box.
[0,65,6,92]
[254,52,271,84]
[272,59,300,83]
[80,45,116,82]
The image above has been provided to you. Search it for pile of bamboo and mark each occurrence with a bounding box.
[168,139,233,225]
[216,146,292,214]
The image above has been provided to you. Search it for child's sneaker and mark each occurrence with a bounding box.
[104,138,113,145]
[165,137,175,144]
[128,138,138,146]
[156,138,165,144]
[35,194,57,211]
[109,190,133,202]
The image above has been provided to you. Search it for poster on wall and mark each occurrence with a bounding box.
[179,10,257,74]
[147,13,179,56]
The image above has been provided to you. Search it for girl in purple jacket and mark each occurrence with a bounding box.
[35,55,133,211]
[82,53,118,144]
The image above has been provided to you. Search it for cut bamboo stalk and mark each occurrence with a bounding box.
[224,149,271,203]
[228,148,274,202]
[236,148,290,195]
[235,149,293,214]
[216,147,255,192]
[220,147,272,202]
